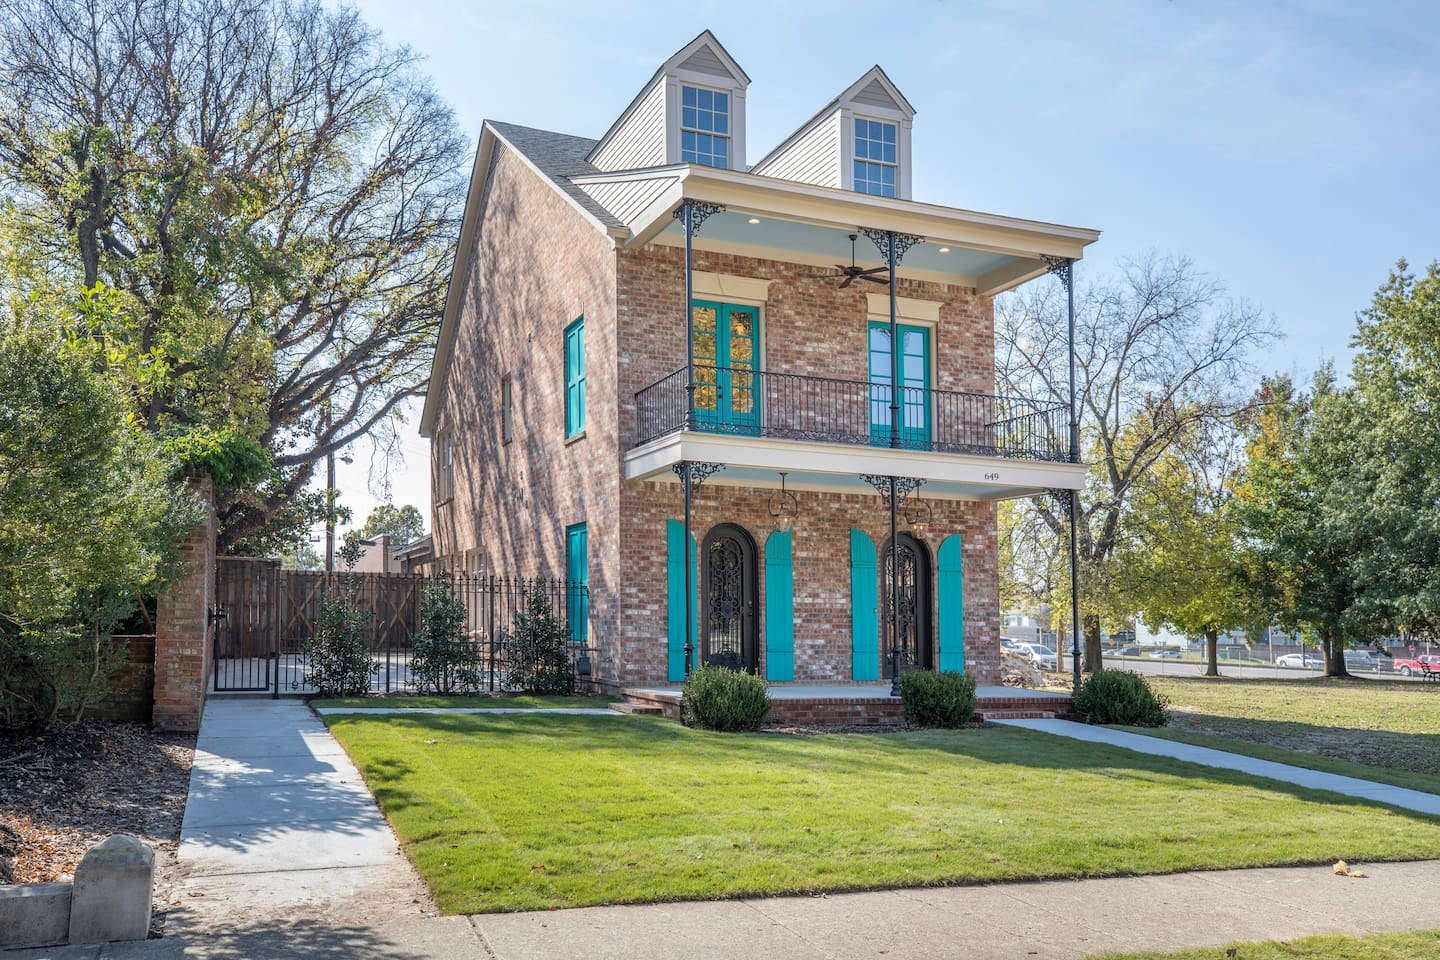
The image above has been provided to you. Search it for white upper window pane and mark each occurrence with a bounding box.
[681,84,730,168]
[853,117,898,197]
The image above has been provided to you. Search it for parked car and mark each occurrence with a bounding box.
[1108,646,1143,658]
[1013,642,1058,671]
[1275,653,1324,668]
[1149,648,1183,659]
[1392,654,1440,677]
[999,637,1024,652]
[1342,649,1394,673]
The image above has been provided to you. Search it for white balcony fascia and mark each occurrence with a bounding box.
[624,431,1084,501]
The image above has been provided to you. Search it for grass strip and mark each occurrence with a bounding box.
[311,694,618,711]
[1084,928,1440,959]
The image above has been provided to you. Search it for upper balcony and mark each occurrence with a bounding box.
[636,364,1069,461]
[627,364,1084,502]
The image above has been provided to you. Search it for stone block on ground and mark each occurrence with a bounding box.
[67,835,154,944]
[0,881,73,948]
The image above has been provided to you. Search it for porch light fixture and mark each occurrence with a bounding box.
[902,491,932,534]
[937,247,951,254]
[747,217,761,224]
[768,471,799,532]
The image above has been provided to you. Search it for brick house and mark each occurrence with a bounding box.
[420,31,1096,692]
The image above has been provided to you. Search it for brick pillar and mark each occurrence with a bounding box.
[153,476,216,732]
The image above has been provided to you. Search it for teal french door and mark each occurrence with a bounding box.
[868,322,931,448]
[692,300,760,434]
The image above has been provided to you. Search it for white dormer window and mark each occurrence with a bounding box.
[853,117,897,197]
[681,85,730,168]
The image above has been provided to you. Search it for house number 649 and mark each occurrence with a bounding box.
[983,471,1001,480]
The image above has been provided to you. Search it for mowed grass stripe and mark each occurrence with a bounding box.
[325,713,1440,914]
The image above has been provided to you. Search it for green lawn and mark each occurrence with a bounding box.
[325,712,1440,914]
[311,694,618,711]
[1144,676,1440,779]
[1086,929,1440,960]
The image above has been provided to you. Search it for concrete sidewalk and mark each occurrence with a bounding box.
[996,718,1440,817]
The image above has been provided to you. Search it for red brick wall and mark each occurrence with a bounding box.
[429,143,622,668]
[153,476,215,732]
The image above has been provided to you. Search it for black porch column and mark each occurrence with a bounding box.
[1045,254,1082,692]
[674,461,723,677]
[674,199,725,432]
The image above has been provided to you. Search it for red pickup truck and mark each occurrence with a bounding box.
[1391,654,1440,678]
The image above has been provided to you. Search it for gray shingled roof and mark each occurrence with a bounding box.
[487,121,624,229]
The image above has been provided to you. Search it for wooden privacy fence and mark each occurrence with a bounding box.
[211,557,587,694]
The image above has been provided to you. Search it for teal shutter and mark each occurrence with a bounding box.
[665,520,694,682]
[850,529,879,681]
[566,523,588,643]
[564,317,585,436]
[764,530,795,681]
[937,534,964,673]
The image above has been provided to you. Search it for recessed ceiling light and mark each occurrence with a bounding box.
[747,217,761,225]
[938,247,951,254]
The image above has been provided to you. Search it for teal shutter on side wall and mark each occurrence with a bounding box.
[937,534,965,673]
[665,520,695,682]
[565,523,588,643]
[764,530,795,681]
[564,317,585,437]
[850,529,879,681]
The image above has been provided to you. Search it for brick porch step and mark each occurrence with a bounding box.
[978,710,1058,721]
[611,702,664,716]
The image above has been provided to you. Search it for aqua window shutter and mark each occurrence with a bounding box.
[850,529,879,681]
[564,317,585,436]
[764,530,794,682]
[665,519,695,682]
[566,523,588,643]
[937,534,964,673]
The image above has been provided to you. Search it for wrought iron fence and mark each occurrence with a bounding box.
[211,559,589,695]
[634,364,1071,462]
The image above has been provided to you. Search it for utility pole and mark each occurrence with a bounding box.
[324,402,335,573]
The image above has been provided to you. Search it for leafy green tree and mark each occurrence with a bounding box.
[505,580,575,695]
[0,305,201,728]
[1115,421,1260,676]
[356,504,426,546]
[0,0,465,551]
[998,253,1277,670]
[410,584,481,695]
[1345,260,1440,634]
[1230,372,1382,677]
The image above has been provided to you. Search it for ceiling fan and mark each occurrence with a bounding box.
[832,233,890,289]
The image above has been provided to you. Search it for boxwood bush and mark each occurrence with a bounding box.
[899,670,977,728]
[681,664,771,731]
[1074,669,1169,727]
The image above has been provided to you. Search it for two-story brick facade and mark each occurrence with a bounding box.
[421,31,1097,692]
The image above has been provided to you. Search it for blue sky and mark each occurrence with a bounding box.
[335,0,1440,528]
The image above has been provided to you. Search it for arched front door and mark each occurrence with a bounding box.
[701,524,759,672]
[882,532,932,672]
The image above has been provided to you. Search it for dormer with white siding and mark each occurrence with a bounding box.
[752,66,915,199]
[587,31,750,172]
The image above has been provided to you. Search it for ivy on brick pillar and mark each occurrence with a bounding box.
[152,475,216,732]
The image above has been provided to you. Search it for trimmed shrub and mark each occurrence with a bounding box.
[302,586,377,697]
[1074,669,1169,727]
[410,583,481,695]
[506,579,575,695]
[681,665,771,731]
[900,670,977,728]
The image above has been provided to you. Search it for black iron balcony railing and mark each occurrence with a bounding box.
[634,365,1072,463]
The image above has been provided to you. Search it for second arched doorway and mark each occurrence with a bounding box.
[701,523,759,672]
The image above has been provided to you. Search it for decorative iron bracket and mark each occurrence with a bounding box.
[1042,255,1074,289]
[860,474,925,504]
[860,228,925,265]
[674,461,725,490]
[673,200,726,236]
[1046,487,1074,512]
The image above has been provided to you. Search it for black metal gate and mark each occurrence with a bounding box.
[210,559,588,695]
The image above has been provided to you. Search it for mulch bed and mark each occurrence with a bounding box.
[0,722,194,886]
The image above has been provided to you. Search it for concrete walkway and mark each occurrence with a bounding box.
[12,701,1440,959]
[996,718,1440,817]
